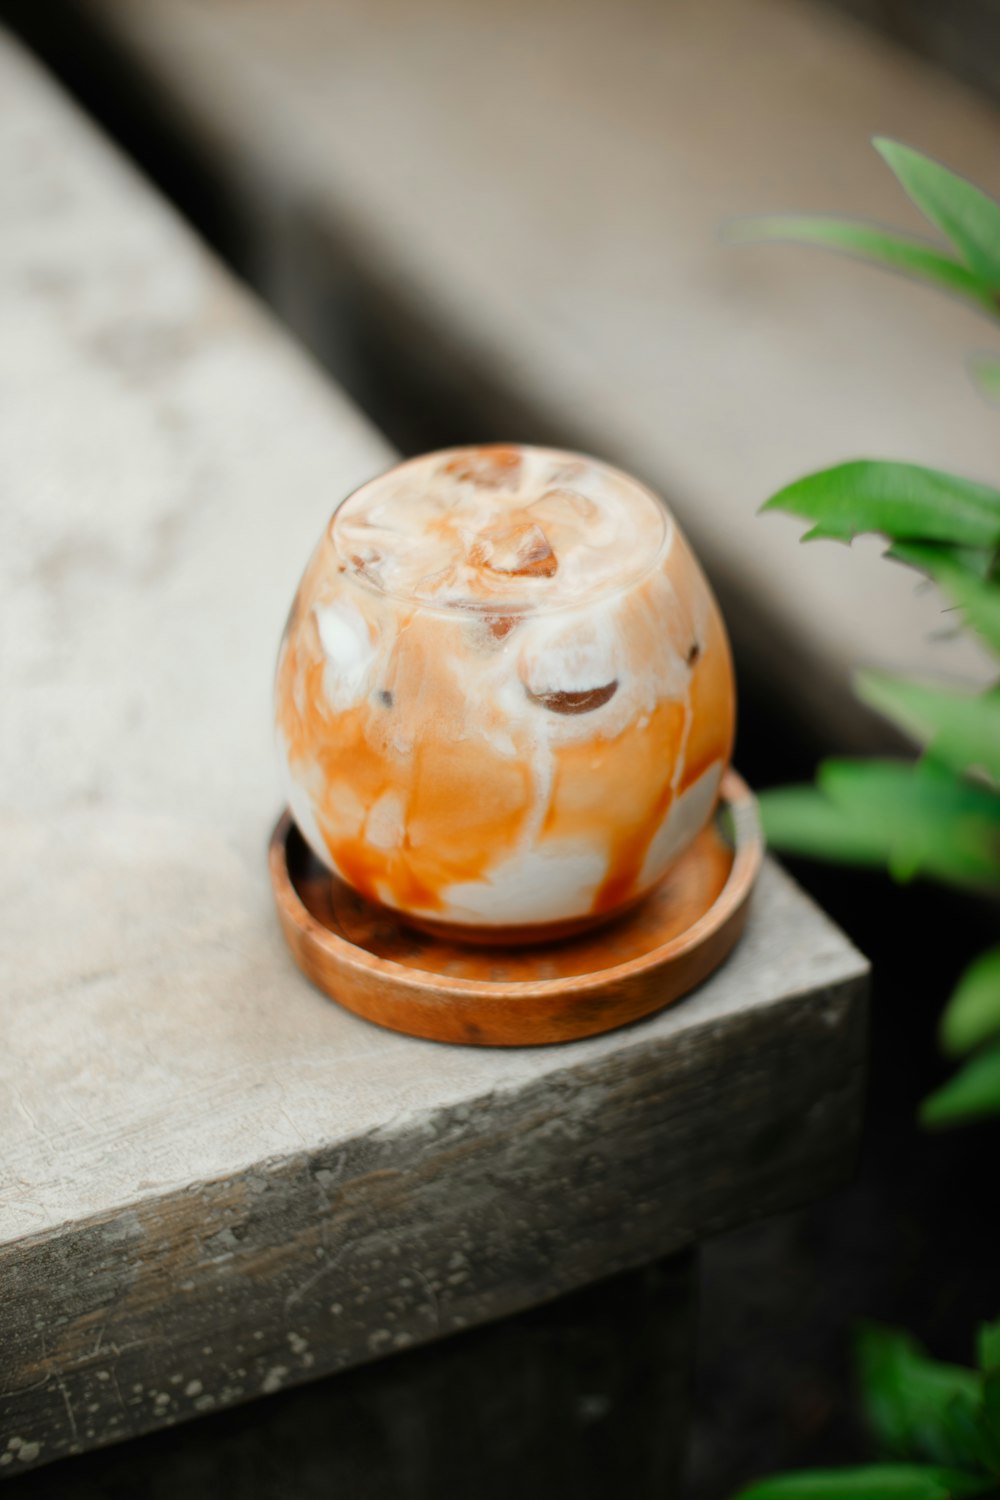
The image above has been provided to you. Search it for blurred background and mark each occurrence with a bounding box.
[2,1,999,1496]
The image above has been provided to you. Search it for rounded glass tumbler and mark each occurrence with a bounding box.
[275,445,735,941]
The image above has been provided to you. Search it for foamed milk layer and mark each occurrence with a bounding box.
[275,445,735,930]
[331,445,669,610]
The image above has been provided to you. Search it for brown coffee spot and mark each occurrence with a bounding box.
[351,550,383,586]
[487,616,518,641]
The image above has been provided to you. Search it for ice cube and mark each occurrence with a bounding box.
[473,521,557,578]
[526,682,618,715]
[315,601,376,707]
[440,447,523,489]
[519,618,620,713]
[532,486,598,523]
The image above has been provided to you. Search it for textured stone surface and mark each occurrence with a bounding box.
[0,27,866,1476]
[5,1254,699,1500]
[77,0,1000,742]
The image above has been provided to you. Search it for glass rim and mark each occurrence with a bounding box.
[327,443,673,620]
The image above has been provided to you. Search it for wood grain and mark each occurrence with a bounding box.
[270,770,763,1046]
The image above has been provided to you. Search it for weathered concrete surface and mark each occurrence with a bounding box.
[5,1254,699,1500]
[0,27,867,1477]
[79,0,1000,741]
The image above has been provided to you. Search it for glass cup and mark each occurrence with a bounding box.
[275,444,735,942]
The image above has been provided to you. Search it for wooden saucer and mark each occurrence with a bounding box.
[269,768,762,1046]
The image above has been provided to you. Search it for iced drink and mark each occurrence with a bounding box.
[275,445,735,939]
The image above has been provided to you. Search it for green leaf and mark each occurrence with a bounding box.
[940,948,1000,1057]
[767,758,1000,887]
[764,462,1000,549]
[874,139,1000,292]
[979,1323,1000,1375]
[892,544,1000,656]
[855,673,1000,784]
[760,784,903,867]
[969,355,1000,402]
[728,215,997,315]
[761,759,1000,888]
[885,543,996,581]
[822,759,1000,885]
[733,1465,996,1499]
[983,1376,1000,1470]
[859,1323,986,1470]
[922,1039,1000,1127]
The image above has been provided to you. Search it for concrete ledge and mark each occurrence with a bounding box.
[0,27,867,1474]
[75,0,1000,741]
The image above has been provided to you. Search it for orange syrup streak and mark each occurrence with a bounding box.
[541,698,688,915]
[276,493,736,926]
[278,603,536,914]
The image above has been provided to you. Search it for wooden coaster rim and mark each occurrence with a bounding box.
[269,768,762,1009]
